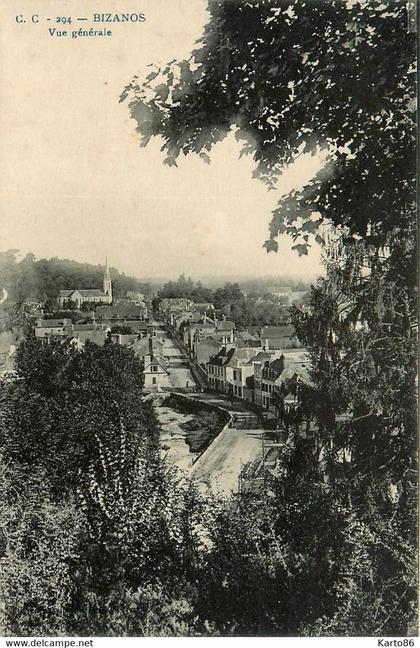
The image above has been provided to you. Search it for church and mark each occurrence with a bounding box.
[57,259,113,308]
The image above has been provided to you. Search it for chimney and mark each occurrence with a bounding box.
[148,335,153,356]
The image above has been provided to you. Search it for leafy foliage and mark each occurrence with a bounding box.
[122,0,415,255]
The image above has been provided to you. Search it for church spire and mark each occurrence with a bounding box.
[103,258,112,302]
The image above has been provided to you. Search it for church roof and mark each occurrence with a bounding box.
[58,289,77,298]
[78,289,106,297]
[58,288,107,298]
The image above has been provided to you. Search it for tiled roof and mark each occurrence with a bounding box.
[249,351,273,363]
[131,336,163,356]
[37,319,66,328]
[262,357,285,380]
[208,347,232,366]
[226,347,260,367]
[281,362,312,385]
[96,304,143,318]
[191,321,216,330]
[78,289,106,297]
[144,354,168,373]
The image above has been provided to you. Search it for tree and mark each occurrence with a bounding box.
[2,338,158,497]
[122,0,415,254]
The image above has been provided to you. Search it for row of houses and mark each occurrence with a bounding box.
[207,346,310,412]
[34,317,153,343]
[161,297,310,415]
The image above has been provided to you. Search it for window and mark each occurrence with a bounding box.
[151,365,158,372]
[152,377,157,385]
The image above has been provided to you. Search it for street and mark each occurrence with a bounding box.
[152,320,197,390]
[153,319,268,495]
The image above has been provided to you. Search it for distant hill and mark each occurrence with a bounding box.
[0,251,151,304]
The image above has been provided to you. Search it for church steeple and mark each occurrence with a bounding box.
[103,258,112,302]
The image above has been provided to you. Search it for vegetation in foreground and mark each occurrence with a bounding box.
[0,334,416,636]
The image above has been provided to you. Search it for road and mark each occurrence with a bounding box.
[153,318,269,495]
[187,393,267,496]
[191,424,265,495]
[152,320,197,390]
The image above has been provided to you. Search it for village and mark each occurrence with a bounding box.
[0,259,314,495]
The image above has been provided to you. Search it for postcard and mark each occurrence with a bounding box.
[0,0,417,642]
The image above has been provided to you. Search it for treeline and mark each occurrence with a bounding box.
[155,274,293,327]
[0,250,151,304]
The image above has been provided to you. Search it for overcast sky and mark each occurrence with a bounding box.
[0,0,324,282]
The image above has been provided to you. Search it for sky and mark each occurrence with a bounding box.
[0,0,324,282]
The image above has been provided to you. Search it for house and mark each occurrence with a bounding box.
[35,318,73,338]
[184,316,217,352]
[260,356,286,410]
[96,303,147,321]
[57,259,112,308]
[195,335,222,367]
[110,333,138,347]
[227,347,262,399]
[215,317,235,344]
[190,302,215,315]
[260,325,301,350]
[35,318,109,345]
[143,354,169,390]
[131,335,164,361]
[260,350,310,411]
[250,351,281,406]
[236,338,262,349]
[236,330,258,344]
[206,346,233,392]
[159,298,194,322]
[126,290,145,303]
[206,345,259,395]
[142,338,170,391]
[122,320,149,334]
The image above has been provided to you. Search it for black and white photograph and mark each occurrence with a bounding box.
[0,0,417,640]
